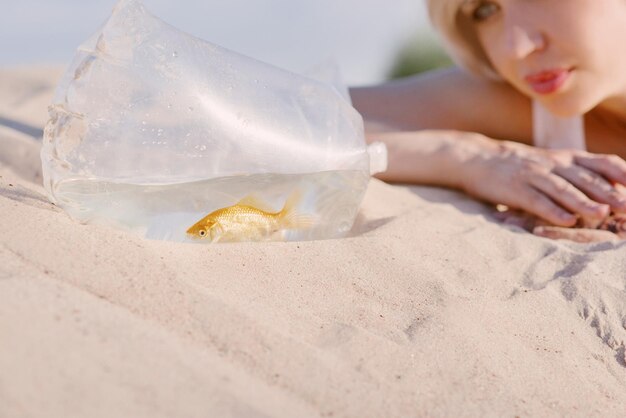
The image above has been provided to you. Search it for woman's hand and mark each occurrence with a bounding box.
[495,209,625,243]
[533,226,620,243]
[371,130,626,237]
[461,139,626,227]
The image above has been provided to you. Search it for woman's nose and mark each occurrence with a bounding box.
[505,24,546,59]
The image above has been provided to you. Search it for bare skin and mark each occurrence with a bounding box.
[350,68,626,240]
[349,0,626,242]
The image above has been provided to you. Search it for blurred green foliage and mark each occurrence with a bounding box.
[387,34,454,80]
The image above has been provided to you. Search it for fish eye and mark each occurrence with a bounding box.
[199,230,206,237]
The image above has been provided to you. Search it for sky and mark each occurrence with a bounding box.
[0,0,435,85]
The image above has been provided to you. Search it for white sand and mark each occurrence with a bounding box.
[1,66,626,417]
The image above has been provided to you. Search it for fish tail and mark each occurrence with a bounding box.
[279,190,316,230]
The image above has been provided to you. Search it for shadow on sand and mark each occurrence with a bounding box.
[0,182,57,212]
[0,116,43,139]
[349,213,395,237]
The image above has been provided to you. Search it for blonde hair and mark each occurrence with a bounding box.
[425,0,501,80]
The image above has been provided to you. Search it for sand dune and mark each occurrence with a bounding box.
[1,66,626,417]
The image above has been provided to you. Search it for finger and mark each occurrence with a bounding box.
[574,154,626,185]
[513,187,577,227]
[493,207,527,220]
[493,209,537,230]
[533,226,619,243]
[555,164,626,212]
[528,172,610,220]
[614,184,626,213]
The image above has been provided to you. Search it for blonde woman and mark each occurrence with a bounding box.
[350,0,626,241]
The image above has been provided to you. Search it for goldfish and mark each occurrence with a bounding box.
[186,192,314,243]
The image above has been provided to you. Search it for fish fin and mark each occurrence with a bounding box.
[279,190,303,215]
[279,190,317,230]
[282,212,317,230]
[236,194,276,212]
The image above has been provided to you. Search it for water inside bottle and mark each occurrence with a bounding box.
[51,170,370,243]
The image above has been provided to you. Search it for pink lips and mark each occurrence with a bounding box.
[524,69,571,94]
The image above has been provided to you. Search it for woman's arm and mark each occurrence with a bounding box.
[350,67,626,227]
[350,66,533,142]
[373,129,621,226]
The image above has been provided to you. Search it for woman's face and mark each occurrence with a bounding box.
[463,0,626,117]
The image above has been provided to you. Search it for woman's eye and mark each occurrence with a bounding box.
[472,1,500,21]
